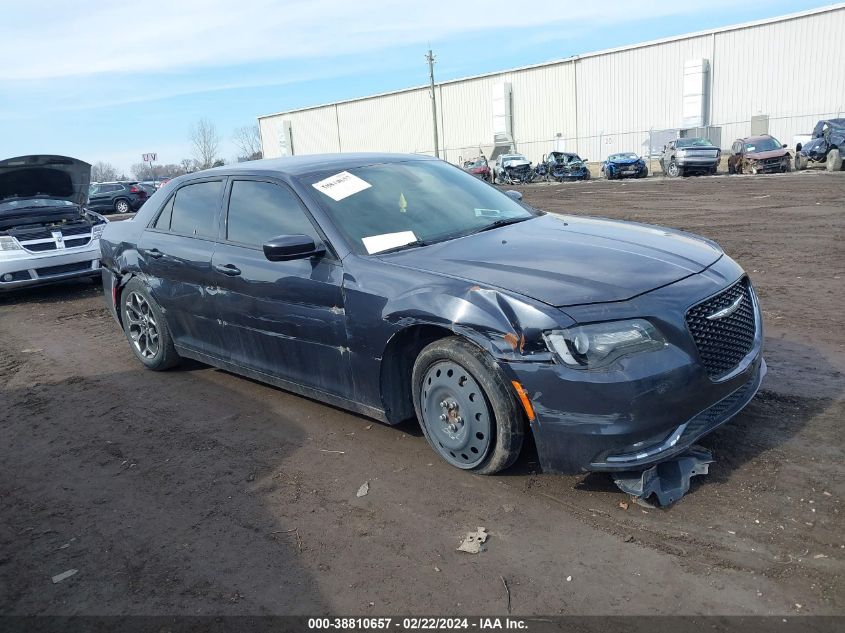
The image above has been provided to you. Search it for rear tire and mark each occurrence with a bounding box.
[114,199,131,214]
[794,154,805,171]
[120,278,180,371]
[827,148,843,172]
[412,337,523,475]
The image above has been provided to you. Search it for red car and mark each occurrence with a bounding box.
[727,135,791,174]
[461,156,491,181]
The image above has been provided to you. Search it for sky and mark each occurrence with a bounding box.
[0,0,837,174]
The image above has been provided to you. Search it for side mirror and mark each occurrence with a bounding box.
[504,190,523,201]
[263,234,325,262]
[782,144,787,149]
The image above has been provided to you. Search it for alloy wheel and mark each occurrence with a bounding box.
[124,291,160,359]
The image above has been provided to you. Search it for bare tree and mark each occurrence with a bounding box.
[91,161,118,182]
[130,163,153,181]
[189,118,221,170]
[180,158,197,174]
[232,124,263,161]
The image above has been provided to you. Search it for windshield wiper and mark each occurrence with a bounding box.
[376,239,429,255]
[470,216,532,235]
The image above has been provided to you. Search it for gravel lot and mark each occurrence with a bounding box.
[1,170,843,616]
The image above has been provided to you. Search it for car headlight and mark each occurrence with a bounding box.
[0,236,22,251]
[543,319,665,368]
[91,223,106,240]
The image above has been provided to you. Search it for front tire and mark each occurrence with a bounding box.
[412,337,523,474]
[120,279,180,370]
[667,160,681,178]
[827,148,843,172]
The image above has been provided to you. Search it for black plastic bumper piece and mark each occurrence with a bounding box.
[612,446,713,506]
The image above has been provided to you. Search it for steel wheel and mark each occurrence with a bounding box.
[420,360,492,469]
[124,291,160,359]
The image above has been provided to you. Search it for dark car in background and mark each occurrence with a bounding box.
[87,181,149,214]
[461,156,491,181]
[100,153,764,479]
[795,119,845,172]
[659,138,720,177]
[601,153,648,179]
[727,135,791,174]
[538,152,591,182]
[0,155,107,292]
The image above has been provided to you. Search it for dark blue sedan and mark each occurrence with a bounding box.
[99,154,764,476]
[602,152,649,179]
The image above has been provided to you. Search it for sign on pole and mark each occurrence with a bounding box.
[142,153,157,162]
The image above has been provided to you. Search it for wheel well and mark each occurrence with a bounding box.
[379,324,455,425]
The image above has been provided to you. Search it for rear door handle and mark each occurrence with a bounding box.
[214,263,241,276]
[144,248,163,259]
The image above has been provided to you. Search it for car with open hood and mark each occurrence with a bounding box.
[99,153,765,477]
[493,153,534,184]
[601,152,648,179]
[537,152,591,182]
[0,155,107,292]
[727,135,791,174]
[794,119,845,172]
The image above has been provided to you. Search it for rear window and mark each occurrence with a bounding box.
[169,181,222,238]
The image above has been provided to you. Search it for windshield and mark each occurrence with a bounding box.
[466,157,487,168]
[0,198,76,212]
[609,153,638,161]
[301,160,538,255]
[502,155,527,163]
[676,138,714,148]
[550,153,579,164]
[744,137,782,153]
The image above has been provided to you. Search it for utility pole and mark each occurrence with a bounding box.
[426,49,440,158]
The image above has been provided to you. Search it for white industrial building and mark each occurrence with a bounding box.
[258,4,845,166]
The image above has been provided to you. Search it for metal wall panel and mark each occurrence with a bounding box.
[258,6,845,165]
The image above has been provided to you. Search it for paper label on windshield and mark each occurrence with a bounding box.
[362,231,417,255]
[312,171,371,201]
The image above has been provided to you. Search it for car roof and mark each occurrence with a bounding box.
[200,152,438,178]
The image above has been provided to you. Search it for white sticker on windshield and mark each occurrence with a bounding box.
[312,171,372,201]
[362,231,418,255]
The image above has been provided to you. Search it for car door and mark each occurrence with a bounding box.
[87,184,112,211]
[136,177,227,357]
[211,177,352,398]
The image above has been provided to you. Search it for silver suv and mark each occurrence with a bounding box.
[0,155,108,292]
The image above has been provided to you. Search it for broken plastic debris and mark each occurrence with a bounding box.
[356,481,369,497]
[51,569,78,584]
[612,447,713,506]
[457,527,488,554]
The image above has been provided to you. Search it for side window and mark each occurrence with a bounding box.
[153,196,175,230]
[169,181,223,238]
[226,180,320,247]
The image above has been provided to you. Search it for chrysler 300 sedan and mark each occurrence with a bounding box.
[100,154,765,475]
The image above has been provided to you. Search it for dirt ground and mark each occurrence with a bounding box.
[1,170,843,616]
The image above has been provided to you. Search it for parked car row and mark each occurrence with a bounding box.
[463,121,843,185]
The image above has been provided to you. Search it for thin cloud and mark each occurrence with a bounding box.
[1,0,757,80]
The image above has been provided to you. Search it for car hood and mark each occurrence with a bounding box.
[745,148,788,160]
[382,214,723,307]
[502,159,531,168]
[0,155,91,206]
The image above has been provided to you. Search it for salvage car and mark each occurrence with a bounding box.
[1,155,107,292]
[727,135,791,174]
[659,138,720,177]
[601,153,648,179]
[539,152,591,182]
[493,153,534,184]
[100,154,765,476]
[461,156,491,182]
[794,119,844,172]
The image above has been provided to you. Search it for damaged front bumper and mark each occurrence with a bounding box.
[498,260,765,475]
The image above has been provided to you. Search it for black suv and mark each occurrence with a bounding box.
[87,181,149,214]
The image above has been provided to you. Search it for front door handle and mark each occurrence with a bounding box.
[144,248,164,259]
[214,263,241,276]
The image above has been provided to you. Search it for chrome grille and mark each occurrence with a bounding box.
[686,278,757,379]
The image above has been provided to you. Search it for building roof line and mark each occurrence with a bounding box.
[258,3,845,120]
